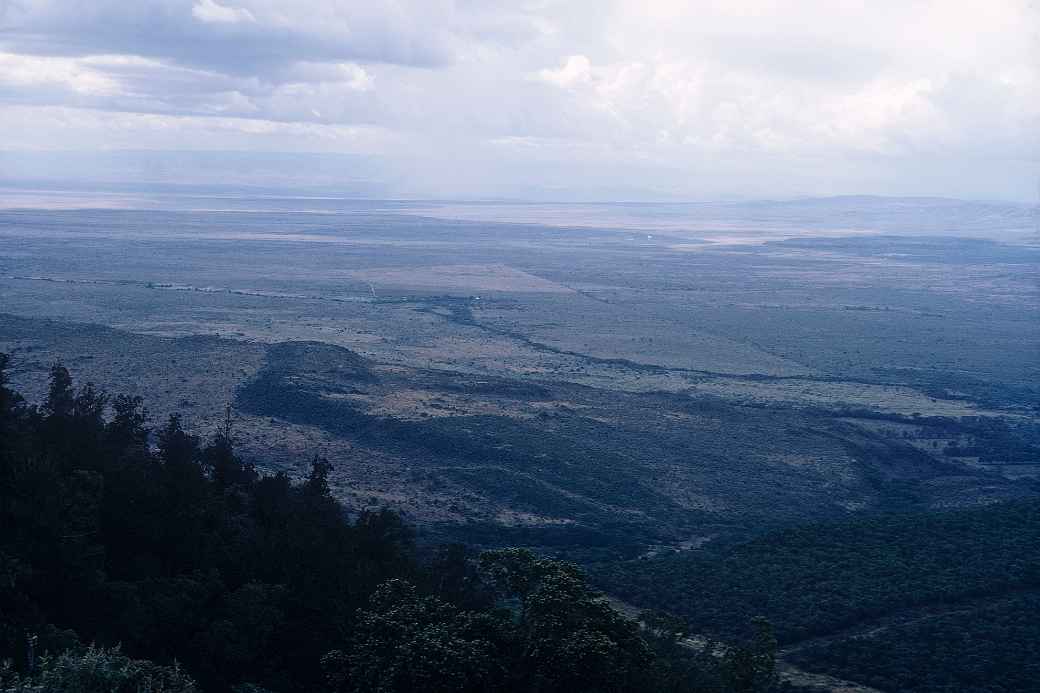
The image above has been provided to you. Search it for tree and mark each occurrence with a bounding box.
[42,365,74,420]
[427,543,491,610]
[338,579,508,693]
[0,353,26,461]
[157,414,199,470]
[304,454,333,497]
[721,618,779,693]
[0,353,20,419]
[72,383,107,428]
[203,405,256,493]
[107,394,149,450]
[480,549,654,693]
[0,645,198,693]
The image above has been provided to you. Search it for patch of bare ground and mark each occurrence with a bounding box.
[776,663,884,693]
[471,304,813,378]
[329,387,556,421]
[339,263,576,294]
[765,453,860,483]
[693,378,1000,418]
[494,510,576,527]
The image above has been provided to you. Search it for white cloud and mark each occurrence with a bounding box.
[191,0,256,24]
[0,52,119,95]
[0,0,1035,200]
[0,104,398,153]
[281,62,373,91]
[537,55,592,88]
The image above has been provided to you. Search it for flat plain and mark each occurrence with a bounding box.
[3,192,1039,691]
[0,194,1037,552]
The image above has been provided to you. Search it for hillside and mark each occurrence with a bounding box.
[596,501,1040,692]
[0,355,785,693]
[4,314,1034,563]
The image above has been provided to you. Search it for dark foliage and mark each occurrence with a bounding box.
[597,501,1040,692]
[0,645,199,693]
[597,502,1040,643]
[0,358,413,692]
[788,593,1040,692]
[0,356,775,692]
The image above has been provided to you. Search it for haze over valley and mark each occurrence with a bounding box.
[2,2,1038,691]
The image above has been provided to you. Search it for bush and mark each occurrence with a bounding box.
[1,646,197,693]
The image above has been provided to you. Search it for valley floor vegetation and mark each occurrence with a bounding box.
[0,354,784,693]
[597,497,1040,692]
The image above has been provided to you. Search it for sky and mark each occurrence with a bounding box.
[0,0,1037,201]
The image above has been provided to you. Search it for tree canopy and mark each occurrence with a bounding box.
[0,356,780,693]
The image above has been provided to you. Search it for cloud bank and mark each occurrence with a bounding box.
[0,0,1036,200]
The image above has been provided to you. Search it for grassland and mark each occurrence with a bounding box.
[0,200,1036,548]
[2,196,1037,691]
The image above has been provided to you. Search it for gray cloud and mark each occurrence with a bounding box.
[0,1,457,71]
[0,0,1036,201]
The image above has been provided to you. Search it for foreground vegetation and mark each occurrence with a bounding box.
[0,355,782,693]
[788,592,1040,692]
[597,500,1040,692]
[598,500,1040,642]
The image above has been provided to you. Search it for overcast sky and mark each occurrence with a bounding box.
[0,0,1037,200]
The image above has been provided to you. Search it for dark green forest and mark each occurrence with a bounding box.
[4,351,1038,693]
[787,592,1040,692]
[596,501,1040,692]
[0,354,779,693]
